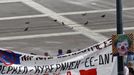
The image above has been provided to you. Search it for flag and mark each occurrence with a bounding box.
[0,50,21,66]
[79,68,97,75]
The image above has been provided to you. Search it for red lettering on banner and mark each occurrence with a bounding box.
[79,68,97,75]
[67,71,72,75]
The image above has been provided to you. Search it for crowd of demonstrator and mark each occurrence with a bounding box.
[30,49,73,56]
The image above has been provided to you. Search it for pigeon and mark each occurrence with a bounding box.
[61,22,65,25]
[101,14,106,18]
[25,22,30,24]
[53,19,57,22]
[84,21,88,25]
[24,27,29,31]
[82,13,87,16]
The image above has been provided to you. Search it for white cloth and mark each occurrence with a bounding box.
[124,66,129,75]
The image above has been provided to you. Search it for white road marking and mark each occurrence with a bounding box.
[21,0,108,42]
[0,0,21,3]
[0,32,81,41]
[0,14,47,20]
[0,7,134,21]
[91,3,97,5]
[45,41,62,44]
[93,27,134,33]
[60,7,134,15]
[60,9,116,15]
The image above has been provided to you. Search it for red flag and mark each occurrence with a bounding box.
[79,68,97,75]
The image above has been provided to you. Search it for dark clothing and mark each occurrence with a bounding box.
[129,67,134,75]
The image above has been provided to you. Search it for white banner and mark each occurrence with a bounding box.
[0,38,117,75]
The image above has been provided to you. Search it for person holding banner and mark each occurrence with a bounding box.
[57,49,63,56]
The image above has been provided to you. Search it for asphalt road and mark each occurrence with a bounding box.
[0,0,133,56]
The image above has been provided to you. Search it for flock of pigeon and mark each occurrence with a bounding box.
[23,13,106,31]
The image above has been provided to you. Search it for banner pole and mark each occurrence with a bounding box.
[116,0,124,75]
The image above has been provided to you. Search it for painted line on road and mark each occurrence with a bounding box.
[0,32,81,41]
[93,27,134,33]
[21,0,108,42]
[0,7,134,21]
[0,14,47,20]
[60,7,134,15]
[0,0,21,3]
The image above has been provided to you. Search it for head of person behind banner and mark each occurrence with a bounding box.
[112,33,134,56]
